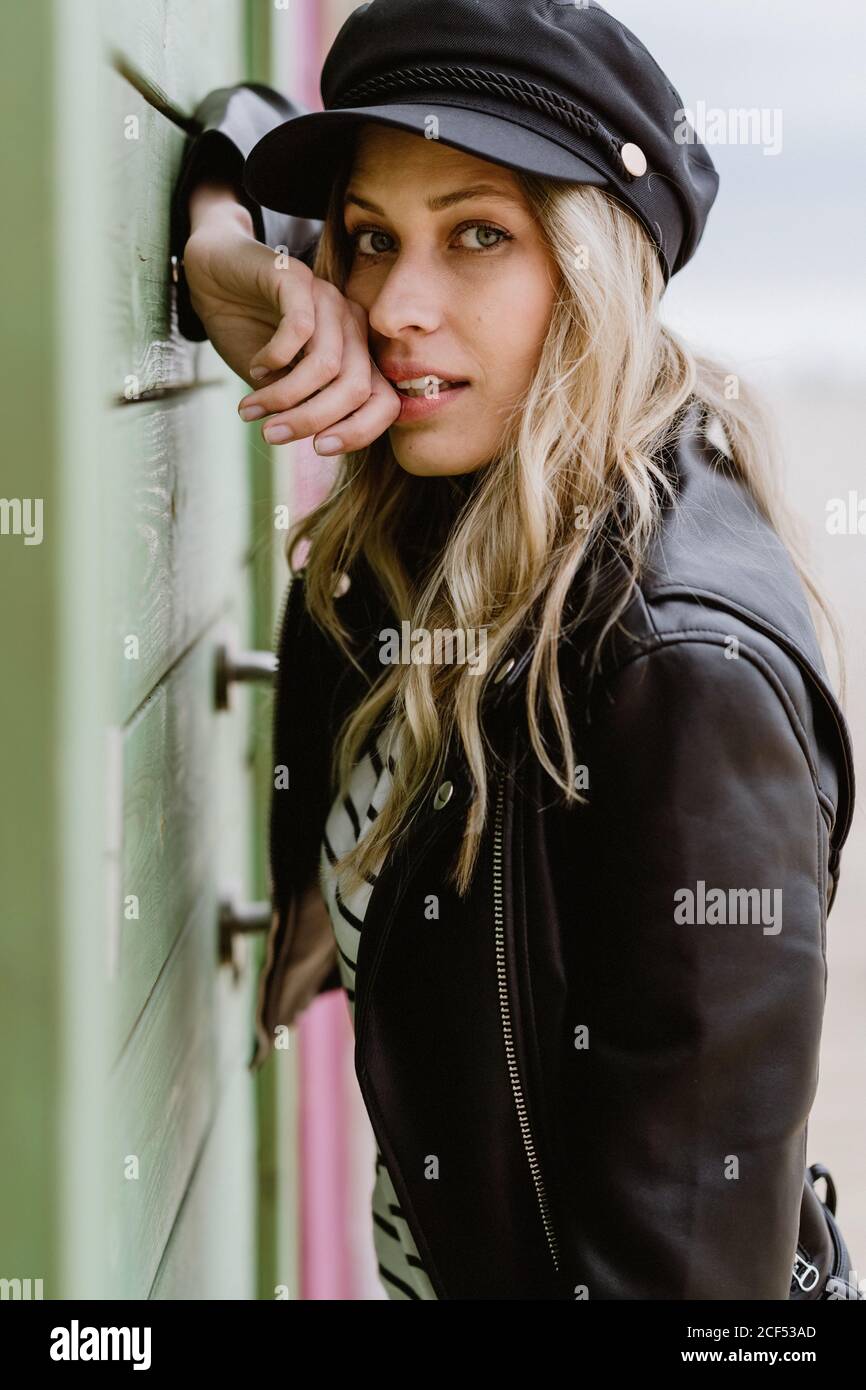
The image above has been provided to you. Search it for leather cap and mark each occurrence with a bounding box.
[244,0,720,283]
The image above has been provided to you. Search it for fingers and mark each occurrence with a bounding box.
[236,279,402,453]
[247,258,316,382]
[311,364,403,456]
[239,292,401,451]
[258,308,373,442]
[242,279,347,408]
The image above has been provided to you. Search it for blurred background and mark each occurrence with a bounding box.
[1,0,862,1300]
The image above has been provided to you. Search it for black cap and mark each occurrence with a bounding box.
[244,0,719,283]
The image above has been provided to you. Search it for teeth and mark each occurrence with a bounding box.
[395,375,451,389]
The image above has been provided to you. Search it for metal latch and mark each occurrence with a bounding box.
[218,891,271,979]
[214,641,277,710]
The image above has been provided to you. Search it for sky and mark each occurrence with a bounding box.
[607,0,865,383]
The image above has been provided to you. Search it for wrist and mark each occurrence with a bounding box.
[188,181,255,237]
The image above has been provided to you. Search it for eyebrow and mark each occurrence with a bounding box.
[344,183,522,215]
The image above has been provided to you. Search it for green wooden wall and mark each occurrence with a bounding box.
[0,0,297,1300]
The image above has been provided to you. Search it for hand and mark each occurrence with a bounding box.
[237,283,402,457]
[182,183,401,455]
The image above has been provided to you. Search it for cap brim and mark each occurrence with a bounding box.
[243,102,610,220]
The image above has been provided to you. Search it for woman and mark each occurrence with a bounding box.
[170,0,859,1300]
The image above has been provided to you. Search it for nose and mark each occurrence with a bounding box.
[365,250,446,340]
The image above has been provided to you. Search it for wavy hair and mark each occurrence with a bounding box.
[284,156,845,897]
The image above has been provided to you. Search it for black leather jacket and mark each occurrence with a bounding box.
[172,83,859,1302]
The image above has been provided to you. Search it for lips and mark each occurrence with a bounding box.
[391,382,471,423]
[379,362,471,396]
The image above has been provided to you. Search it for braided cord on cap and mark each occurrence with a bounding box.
[332,64,636,178]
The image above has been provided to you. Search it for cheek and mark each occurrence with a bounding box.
[343,270,367,307]
[472,267,556,389]
[343,259,382,308]
[513,259,558,341]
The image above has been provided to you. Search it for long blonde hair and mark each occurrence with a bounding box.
[285,164,845,897]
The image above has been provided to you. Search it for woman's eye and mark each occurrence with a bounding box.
[352,228,394,257]
[348,221,511,258]
[455,222,510,251]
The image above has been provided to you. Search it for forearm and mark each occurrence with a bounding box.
[169,83,323,340]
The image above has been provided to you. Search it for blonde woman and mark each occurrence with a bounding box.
[171,0,859,1300]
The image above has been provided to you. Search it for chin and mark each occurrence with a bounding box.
[390,435,489,478]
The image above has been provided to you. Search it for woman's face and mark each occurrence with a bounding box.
[343,125,560,477]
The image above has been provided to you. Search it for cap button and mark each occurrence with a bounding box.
[620,143,647,177]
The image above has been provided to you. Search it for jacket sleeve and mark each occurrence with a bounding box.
[555,637,829,1298]
[169,82,323,342]
[248,572,344,1072]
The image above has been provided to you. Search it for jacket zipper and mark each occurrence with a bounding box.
[492,772,561,1274]
[791,1246,820,1293]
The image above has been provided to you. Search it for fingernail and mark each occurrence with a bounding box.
[264,424,293,444]
[239,404,266,421]
[250,366,269,381]
[315,436,343,455]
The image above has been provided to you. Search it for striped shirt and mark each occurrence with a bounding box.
[318,725,438,1301]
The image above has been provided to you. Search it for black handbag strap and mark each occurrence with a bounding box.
[807,1161,838,1216]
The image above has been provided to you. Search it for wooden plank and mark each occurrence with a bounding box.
[98,0,270,1300]
[149,1062,257,1299]
[252,0,307,1305]
[105,379,252,726]
[0,0,65,1297]
[101,0,247,399]
[107,838,258,1297]
[105,583,260,1295]
[109,600,255,1064]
